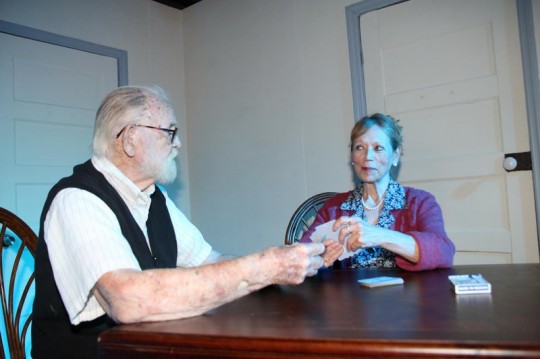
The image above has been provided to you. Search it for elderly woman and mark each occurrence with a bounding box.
[301,113,455,271]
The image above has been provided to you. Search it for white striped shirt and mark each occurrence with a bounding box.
[44,156,212,324]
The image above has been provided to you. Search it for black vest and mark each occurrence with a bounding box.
[32,160,178,359]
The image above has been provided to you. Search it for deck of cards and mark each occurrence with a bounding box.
[448,274,492,294]
[358,276,404,288]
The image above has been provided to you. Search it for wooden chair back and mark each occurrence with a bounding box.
[0,208,37,358]
[284,192,337,245]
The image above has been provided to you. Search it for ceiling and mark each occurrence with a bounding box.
[153,0,203,10]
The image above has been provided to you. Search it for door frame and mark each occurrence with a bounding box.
[0,20,128,86]
[345,0,540,250]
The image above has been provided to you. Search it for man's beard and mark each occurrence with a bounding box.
[146,150,178,184]
[157,155,177,184]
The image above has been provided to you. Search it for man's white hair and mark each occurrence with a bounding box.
[92,85,174,159]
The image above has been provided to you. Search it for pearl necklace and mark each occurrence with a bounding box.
[361,194,384,211]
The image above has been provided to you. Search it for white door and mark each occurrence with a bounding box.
[0,31,119,357]
[361,0,538,264]
[0,33,118,232]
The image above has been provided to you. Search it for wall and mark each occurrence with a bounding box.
[5,0,537,259]
[0,0,192,215]
[1,0,359,256]
[183,0,358,255]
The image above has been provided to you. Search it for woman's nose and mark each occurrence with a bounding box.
[365,147,374,159]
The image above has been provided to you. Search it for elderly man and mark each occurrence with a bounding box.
[32,85,324,359]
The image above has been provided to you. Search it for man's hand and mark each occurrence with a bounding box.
[266,243,324,285]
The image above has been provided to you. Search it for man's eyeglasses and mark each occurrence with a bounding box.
[116,124,178,144]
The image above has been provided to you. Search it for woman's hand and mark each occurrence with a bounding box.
[333,216,380,252]
[321,239,344,267]
[332,215,419,263]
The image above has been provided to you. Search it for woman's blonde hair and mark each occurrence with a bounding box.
[349,113,403,152]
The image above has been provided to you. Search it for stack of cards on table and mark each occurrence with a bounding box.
[357,276,404,288]
[309,220,357,260]
[448,274,492,294]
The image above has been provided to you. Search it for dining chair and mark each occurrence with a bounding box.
[284,192,337,245]
[0,207,38,359]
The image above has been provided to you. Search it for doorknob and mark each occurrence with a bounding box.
[503,151,532,172]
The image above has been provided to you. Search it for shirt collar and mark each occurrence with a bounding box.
[91,156,155,206]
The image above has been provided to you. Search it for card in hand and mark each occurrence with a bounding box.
[310,220,356,260]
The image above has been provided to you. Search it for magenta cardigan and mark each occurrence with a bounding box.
[300,187,455,271]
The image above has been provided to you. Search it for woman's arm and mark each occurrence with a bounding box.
[333,189,455,271]
[333,217,419,263]
[394,190,455,271]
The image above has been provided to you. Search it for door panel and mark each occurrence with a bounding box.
[361,0,538,264]
[0,32,118,232]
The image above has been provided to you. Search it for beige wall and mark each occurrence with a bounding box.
[0,0,191,215]
[1,0,360,256]
[10,1,537,258]
[183,0,358,255]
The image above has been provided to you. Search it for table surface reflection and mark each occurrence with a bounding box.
[98,264,540,358]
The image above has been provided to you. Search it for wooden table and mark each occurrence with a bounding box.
[97,264,540,358]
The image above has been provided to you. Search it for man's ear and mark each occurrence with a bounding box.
[122,126,137,158]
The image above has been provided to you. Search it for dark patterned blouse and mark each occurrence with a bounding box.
[340,178,406,268]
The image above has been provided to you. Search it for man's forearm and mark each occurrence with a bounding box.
[95,250,275,323]
[94,243,323,324]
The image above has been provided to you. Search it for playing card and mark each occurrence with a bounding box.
[309,220,357,260]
